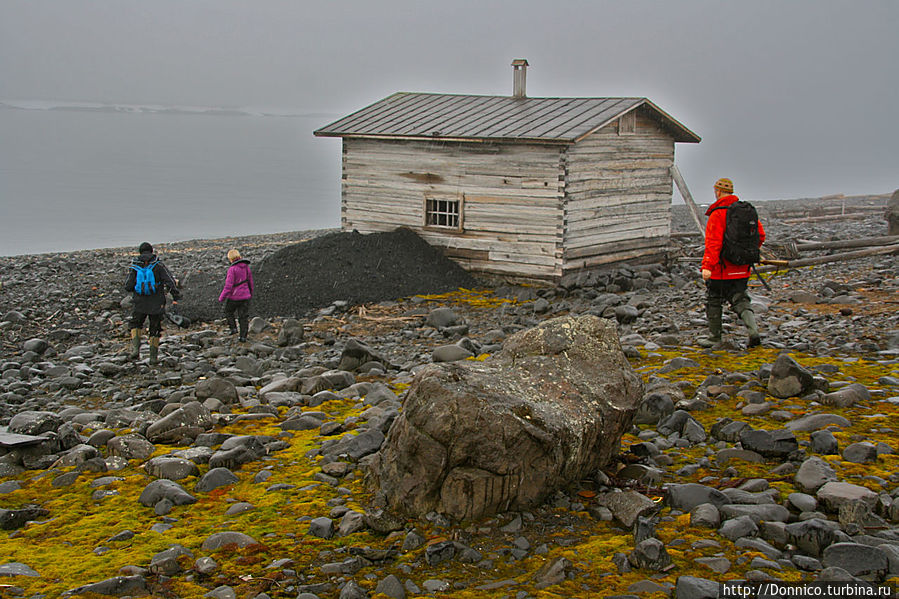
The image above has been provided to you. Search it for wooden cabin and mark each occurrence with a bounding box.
[314,60,700,283]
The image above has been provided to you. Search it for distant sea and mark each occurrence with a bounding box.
[0,101,342,256]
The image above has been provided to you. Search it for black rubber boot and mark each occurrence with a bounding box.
[148,337,159,365]
[741,310,761,347]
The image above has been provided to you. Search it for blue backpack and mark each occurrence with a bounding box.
[132,261,159,295]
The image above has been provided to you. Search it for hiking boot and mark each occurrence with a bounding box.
[148,337,159,365]
[228,328,238,336]
[238,336,247,343]
[748,334,762,348]
[129,329,141,360]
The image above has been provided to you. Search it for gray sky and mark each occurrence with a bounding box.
[2,0,896,201]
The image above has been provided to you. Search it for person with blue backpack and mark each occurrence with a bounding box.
[123,242,181,364]
[218,249,254,342]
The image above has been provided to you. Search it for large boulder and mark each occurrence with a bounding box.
[368,315,642,520]
[887,189,899,236]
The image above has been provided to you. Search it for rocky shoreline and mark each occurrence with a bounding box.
[0,196,897,598]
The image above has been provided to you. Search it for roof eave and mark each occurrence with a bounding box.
[313,132,572,145]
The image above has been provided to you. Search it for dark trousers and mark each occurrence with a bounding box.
[705,278,751,338]
[224,299,250,337]
[130,311,163,337]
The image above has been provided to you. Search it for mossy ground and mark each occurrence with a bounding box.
[1,290,897,597]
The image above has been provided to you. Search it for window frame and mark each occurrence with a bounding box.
[423,194,464,232]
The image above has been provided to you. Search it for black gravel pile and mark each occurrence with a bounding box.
[176,227,478,321]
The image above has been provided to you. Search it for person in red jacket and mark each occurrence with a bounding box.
[700,178,766,348]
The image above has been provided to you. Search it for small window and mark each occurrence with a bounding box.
[619,111,636,135]
[425,196,462,230]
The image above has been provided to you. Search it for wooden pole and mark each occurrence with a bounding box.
[795,235,899,252]
[670,165,706,239]
[754,243,899,273]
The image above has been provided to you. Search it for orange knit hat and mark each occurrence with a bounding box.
[714,178,734,194]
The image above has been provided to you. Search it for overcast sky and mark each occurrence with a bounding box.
[1,0,896,201]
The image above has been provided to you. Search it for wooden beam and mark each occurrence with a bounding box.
[754,243,899,273]
[670,165,705,239]
[794,235,899,251]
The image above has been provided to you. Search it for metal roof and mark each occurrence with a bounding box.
[314,93,700,144]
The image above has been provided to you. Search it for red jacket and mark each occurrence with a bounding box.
[701,194,766,280]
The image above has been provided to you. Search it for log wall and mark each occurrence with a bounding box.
[563,107,675,273]
[341,138,565,279]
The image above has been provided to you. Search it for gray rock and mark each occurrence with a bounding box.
[794,457,838,494]
[0,562,40,577]
[718,515,758,541]
[810,430,839,454]
[674,575,720,599]
[431,344,474,362]
[768,354,815,399]
[7,411,62,435]
[145,401,212,444]
[667,483,731,512]
[690,503,721,528]
[817,481,878,512]
[821,543,888,578]
[205,585,236,599]
[309,517,334,539]
[842,442,878,464]
[137,479,197,507]
[195,467,239,493]
[533,556,572,589]
[0,505,50,530]
[821,383,870,408]
[719,504,790,523]
[201,531,258,551]
[426,307,459,328]
[739,428,798,458]
[787,413,851,432]
[145,456,200,481]
[785,518,849,558]
[337,510,366,537]
[195,377,239,404]
[597,490,659,528]
[375,574,405,599]
[66,575,149,597]
[277,318,305,346]
[628,538,671,570]
[339,580,368,599]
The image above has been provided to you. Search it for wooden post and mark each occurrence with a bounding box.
[671,165,705,239]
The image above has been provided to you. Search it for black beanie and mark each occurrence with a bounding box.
[139,242,153,254]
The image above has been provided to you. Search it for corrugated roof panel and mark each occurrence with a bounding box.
[313,93,700,143]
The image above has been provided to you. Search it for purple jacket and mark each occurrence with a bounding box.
[219,259,254,302]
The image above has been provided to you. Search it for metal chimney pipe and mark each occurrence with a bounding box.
[512,59,528,98]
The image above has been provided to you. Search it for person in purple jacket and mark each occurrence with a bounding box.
[219,249,254,342]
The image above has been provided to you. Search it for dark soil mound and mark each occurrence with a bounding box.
[177,228,479,321]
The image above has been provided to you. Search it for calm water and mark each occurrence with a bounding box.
[0,106,342,256]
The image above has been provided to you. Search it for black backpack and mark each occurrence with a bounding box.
[714,201,761,266]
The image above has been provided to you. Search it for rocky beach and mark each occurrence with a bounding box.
[0,194,897,598]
